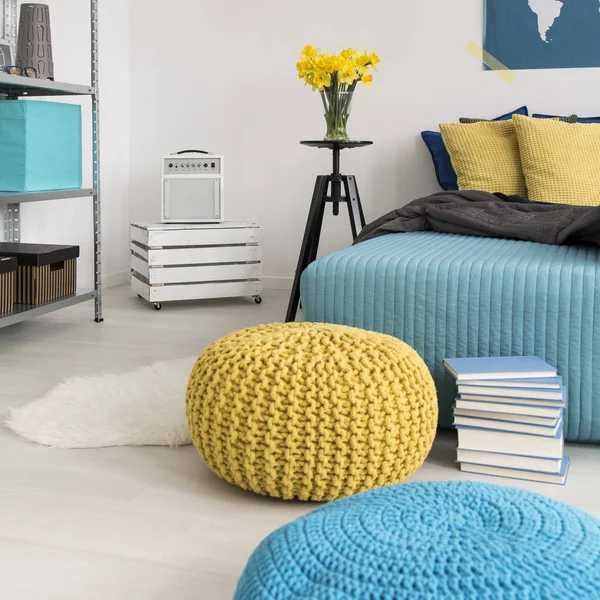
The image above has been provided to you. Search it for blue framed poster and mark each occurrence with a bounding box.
[484,0,600,70]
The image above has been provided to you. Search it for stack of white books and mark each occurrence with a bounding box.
[443,356,569,485]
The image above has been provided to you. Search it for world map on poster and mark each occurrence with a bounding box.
[484,0,600,70]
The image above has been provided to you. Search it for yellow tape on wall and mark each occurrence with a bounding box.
[466,41,517,83]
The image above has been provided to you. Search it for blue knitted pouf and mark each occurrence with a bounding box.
[234,481,600,600]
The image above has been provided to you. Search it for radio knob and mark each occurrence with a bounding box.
[168,163,173,168]
[204,163,208,167]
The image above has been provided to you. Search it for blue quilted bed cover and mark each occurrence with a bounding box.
[300,231,600,443]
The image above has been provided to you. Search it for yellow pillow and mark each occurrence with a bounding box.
[440,120,527,196]
[513,114,600,206]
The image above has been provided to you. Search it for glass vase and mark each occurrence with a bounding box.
[321,90,353,141]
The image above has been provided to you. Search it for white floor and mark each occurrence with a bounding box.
[0,285,598,600]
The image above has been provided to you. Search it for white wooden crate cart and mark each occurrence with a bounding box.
[130,222,262,310]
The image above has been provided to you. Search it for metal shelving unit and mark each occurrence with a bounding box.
[0,0,102,328]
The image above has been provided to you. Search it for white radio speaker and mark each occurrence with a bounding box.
[161,152,224,223]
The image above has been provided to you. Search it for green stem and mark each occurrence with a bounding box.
[322,82,353,140]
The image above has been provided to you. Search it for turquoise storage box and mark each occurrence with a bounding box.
[0,100,82,192]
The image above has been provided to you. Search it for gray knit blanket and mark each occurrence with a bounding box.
[356,191,600,247]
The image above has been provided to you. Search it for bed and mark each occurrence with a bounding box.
[300,231,600,443]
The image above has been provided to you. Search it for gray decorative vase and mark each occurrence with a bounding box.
[16,4,54,80]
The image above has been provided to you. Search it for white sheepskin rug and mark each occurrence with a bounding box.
[3,357,197,448]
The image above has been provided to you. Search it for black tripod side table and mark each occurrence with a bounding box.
[285,140,372,322]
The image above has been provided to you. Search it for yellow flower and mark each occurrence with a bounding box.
[301,44,320,58]
[327,54,345,73]
[354,53,371,76]
[296,58,314,79]
[297,45,378,91]
[339,65,358,85]
[312,71,331,91]
[340,47,358,60]
[303,73,313,86]
[355,54,370,67]
[369,51,381,70]
[313,54,330,72]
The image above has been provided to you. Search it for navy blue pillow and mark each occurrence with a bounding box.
[420,130,459,191]
[421,106,529,191]
[533,113,600,124]
[490,106,529,121]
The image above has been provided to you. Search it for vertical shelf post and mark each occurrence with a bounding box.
[3,0,19,244]
[3,0,17,46]
[91,0,103,323]
[3,203,19,242]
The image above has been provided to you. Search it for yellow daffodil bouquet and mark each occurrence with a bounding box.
[297,45,380,140]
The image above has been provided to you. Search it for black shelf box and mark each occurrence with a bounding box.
[0,243,80,305]
[0,256,17,314]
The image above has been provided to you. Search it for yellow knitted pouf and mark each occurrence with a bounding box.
[186,322,438,501]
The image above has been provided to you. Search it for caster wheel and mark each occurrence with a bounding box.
[154,302,162,311]
[254,296,262,305]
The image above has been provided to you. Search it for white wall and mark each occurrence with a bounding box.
[128,0,600,286]
[8,1,597,291]
[1,0,130,290]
